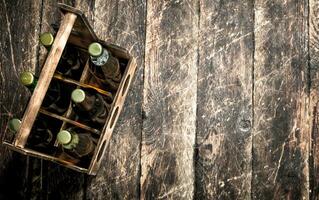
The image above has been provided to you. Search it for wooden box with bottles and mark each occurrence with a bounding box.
[1,4,136,175]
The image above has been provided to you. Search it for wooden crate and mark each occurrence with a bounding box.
[1,3,136,175]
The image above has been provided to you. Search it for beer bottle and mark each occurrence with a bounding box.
[20,71,70,114]
[71,88,110,126]
[39,32,54,50]
[8,118,53,148]
[88,42,122,84]
[20,71,37,92]
[39,32,82,79]
[8,118,21,133]
[57,129,95,158]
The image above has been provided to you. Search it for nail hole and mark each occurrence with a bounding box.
[122,75,131,97]
[97,140,106,162]
[110,106,119,129]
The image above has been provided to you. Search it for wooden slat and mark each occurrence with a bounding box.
[309,1,319,199]
[140,1,198,199]
[195,0,254,199]
[0,0,42,199]
[14,12,77,148]
[252,0,310,199]
[85,0,146,199]
[34,1,93,200]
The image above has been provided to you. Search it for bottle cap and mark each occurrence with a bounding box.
[20,72,34,86]
[57,130,72,145]
[8,118,21,132]
[71,89,86,103]
[88,42,103,57]
[40,32,54,47]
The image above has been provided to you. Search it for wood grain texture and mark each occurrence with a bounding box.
[1,1,318,199]
[85,0,146,199]
[140,1,198,199]
[15,12,77,148]
[34,1,92,200]
[0,0,42,199]
[309,1,319,199]
[252,0,310,199]
[195,0,254,199]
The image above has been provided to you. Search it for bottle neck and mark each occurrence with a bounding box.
[76,93,96,112]
[62,132,79,150]
[90,48,109,66]
[90,49,121,81]
[23,75,38,92]
[44,45,51,52]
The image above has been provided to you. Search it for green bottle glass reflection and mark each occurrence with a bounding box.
[88,42,122,82]
[8,118,53,147]
[57,129,95,158]
[71,88,109,126]
[19,71,69,114]
[20,72,37,92]
[8,118,21,132]
[39,32,82,79]
[39,32,54,50]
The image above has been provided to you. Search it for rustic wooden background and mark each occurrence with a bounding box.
[0,0,319,199]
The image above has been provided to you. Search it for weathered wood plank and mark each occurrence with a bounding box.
[0,0,42,199]
[252,0,310,199]
[33,1,94,200]
[309,1,319,199]
[38,0,64,68]
[15,12,77,147]
[85,0,146,199]
[140,1,198,199]
[195,0,254,199]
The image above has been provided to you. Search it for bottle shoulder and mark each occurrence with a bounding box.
[90,48,109,66]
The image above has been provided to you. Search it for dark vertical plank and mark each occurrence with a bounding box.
[85,0,146,199]
[140,1,198,199]
[195,0,254,199]
[0,0,42,199]
[31,1,94,200]
[309,1,319,199]
[252,0,309,199]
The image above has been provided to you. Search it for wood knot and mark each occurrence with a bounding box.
[238,119,251,132]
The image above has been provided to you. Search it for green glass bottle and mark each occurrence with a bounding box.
[20,72,37,92]
[8,118,53,148]
[57,129,95,158]
[88,42,122,83]
[39,32,82,79]
[8,118,21,132]
[20,71,70,114]
[39,32,54,50]
[71,88,109,126]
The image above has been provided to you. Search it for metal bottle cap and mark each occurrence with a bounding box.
[71,89,86,103]
[40,32,54,47]
[20,72,34,86]
[8,118,21,132]
[88,42,103,57]
[57,130,72,145]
